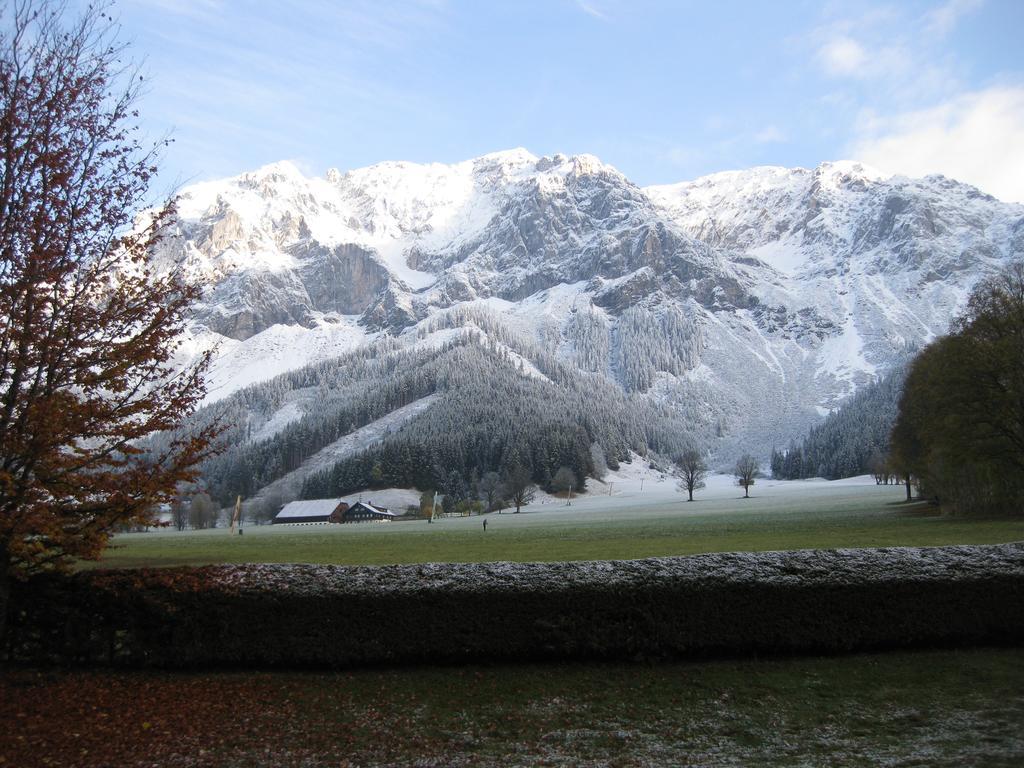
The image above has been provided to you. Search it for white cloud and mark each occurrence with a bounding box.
[575,1,608,20]
[925,0,984,38]
[819,36,868,77]
[849,86,1024,203]
[816,32,916,85]
[809,5,969,102]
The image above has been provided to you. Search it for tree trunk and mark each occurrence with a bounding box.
[744,485,749,498]
[0,544,10,644]
[688,488,694,501]
[905,474,912,502]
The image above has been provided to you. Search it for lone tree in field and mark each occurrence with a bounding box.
[552,465,576,505]
[675,449,708,502]
[188,493,218,530]
[734,454,760,498]
[478,471,504,512]
[503,461,535,513]
[0,1,216,629]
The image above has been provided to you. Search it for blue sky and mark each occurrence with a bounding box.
[106,0,1023,200]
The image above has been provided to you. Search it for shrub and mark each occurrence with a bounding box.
[4,544,1022,668]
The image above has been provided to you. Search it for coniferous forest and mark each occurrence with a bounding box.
[153,305,708,510]
[770,364,909,481]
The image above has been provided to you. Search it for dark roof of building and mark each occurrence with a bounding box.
[347,502,396,517]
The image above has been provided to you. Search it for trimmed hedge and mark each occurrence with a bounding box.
[4,544,1024,668]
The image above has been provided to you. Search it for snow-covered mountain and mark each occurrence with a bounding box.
[648,161,1022,378]
[155,149,1024,475]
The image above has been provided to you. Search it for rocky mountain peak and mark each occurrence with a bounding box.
[812,160,889,187]
[245,159,305,182]
[156,150,1022,460]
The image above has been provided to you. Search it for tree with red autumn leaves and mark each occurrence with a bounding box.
[0,1,217,632]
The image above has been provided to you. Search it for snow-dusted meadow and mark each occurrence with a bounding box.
[106,455,1023,571]
[523,460,887,517]
[105,464,941,569]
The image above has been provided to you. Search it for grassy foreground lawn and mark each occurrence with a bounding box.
[97,483,1024,569]
[2,648,1022,767]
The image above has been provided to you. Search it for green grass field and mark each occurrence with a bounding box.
[96,482,1024,569]
[49,482,1024,766]
[3,648,1022,766]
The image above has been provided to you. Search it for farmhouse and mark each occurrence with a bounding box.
[341,501,397,523]
[272,498,397,525]
[272,499,347,525]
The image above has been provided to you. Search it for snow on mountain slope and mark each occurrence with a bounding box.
[648,161,1024,386]
[197,315,370,403]
[251,395,440,503]
[647,162,891,267]
[155,150,1024,463]
[647,161,1022,300]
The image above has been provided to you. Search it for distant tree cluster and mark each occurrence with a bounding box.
[170,489,222,530]
[616,305,702,392]
[890,263,1024,516]
[770,365,909,480]
[567,305,610,373]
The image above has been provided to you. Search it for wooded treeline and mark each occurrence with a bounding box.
[156,305,708,510]
[770,365,908,481]
[773,261,1024,517]
[889,264,1024,516]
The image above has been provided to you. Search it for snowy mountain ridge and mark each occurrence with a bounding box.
[154,149,1024,467]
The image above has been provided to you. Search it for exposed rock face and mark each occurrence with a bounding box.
[202,269,313,340]
[296,243,391,317]
[648,161,1023,382]
[153,151,1023,456]
[360,284,418,334]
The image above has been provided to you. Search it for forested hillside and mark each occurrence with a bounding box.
[299,340,694,501]
[770,363,909,480]
[154,307,709,509]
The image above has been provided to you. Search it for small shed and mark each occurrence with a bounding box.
[272,499,348,525]
[341,501,396,523]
